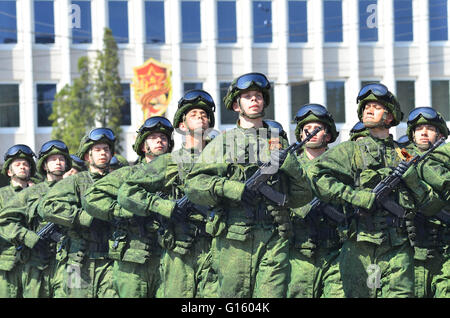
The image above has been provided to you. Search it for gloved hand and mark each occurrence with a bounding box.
[172,222,198,255]
[268,205,292,239]
[33,238,51,262]
[392,161,410,177]
[241,184,261,206]
[405,212,416,246]
[171,199,190,222]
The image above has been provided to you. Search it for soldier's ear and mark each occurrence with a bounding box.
[83,152,89,162]
[385,112,394,125]
[232,101,240,112]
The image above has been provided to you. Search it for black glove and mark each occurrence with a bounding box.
[172,199,191,222]
[33,238,51,262]
[241,184,261,206]
[392,161,410,177]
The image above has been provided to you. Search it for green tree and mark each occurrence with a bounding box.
[50,56,95,153]
[50,28,125,153]
[92,27,124,153]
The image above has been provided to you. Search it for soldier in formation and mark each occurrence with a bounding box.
[0,77,448,298]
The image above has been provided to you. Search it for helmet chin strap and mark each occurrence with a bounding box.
[237,98,265,119]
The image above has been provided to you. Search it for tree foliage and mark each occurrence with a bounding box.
[50,28,124,154]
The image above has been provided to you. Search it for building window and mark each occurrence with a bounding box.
[108,0,128,44]
[431,80,450,120]
[291,82,310,118]
[324,0,343,43]
[0,0,17,44]
[120,83,131,126]
[0,84,19,127]
[71,1,92,44]
[184,82,203,93]
[394,0,413,42]
[253,1,272,43]
[359,0,378,42]
[34,0,55,44]
[181,1,201,43]
[37,84,56,127]
[288,0,307,43]
[396,81,415,121]
[429,0,448,41]
[218,0,237,44]
[145,0,165,44]
[326,81,345,122]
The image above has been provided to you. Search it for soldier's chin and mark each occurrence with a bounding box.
[50,170,65,176]
[362,121,380,128]
[95,163,110,169]
[306,141,324,149]
[15,174,29,181]
[416,143,430,151]
[152,149,167,156]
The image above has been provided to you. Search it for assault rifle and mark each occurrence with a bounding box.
[17,222,62,251]
[172,195,213,222]
[244,127,322,207]
[308,197,346,224]
[355,137,446,219]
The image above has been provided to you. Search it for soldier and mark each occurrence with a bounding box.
[183,73,312,297]
[83,116,174,298]
[308,83,437,297]
[349,121,369,141]
[287,104,345,298]
[0,144,36,297]
[404,107,450,298]
[0,140,71,297]
[117,90,217,298]
[38,128,117,298]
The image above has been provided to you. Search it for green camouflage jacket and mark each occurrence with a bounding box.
[83,163,160,264]
[0,180,59,269]
[183,125,312,234]
[38,171,110,260]
[291,149,345,257]
[0,184,24,271]
[308,134,437,246]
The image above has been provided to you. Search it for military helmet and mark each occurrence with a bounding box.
[133,116,174,157]
[110,154,129,170]
[37,140,72,175]
[2,144,36,177]
[223,72,271,110]
[349,121,369,141]
[263,119,288,142]
[397,135,411,148]
[356,83,403,127]
[77,127,116,159]
[406,107,450,141]
[70,154,86,172]
[293,104,339,143]
[173,89,216,128]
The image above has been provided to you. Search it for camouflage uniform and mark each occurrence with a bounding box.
[288,150,345,298]
[0,184,26,297]
[83,164,161,298]
[309,133,439,298]
[184,123,312,298]
[417,142,450,297]
[38,170,116,298]
[0,180,60,297]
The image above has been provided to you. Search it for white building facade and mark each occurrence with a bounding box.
[0,0,449,162]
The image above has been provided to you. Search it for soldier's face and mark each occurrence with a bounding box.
[362,102,393,127]
[86,143,112,167]
[233,90,264,115]
[7,159,31,179]
[180,108,210,132]
[301,122,330,145]
[45,154,67,176]
[413,124,441,147]
[142,132,169,156]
